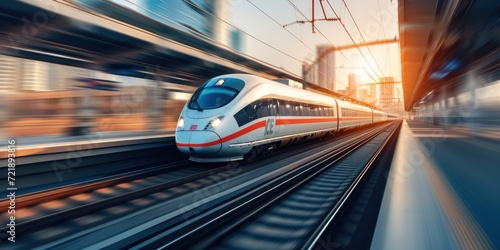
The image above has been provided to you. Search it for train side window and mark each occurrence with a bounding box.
[311,105,318,116]
[254,99,269,118]
[263,99,271,117]
[234,104,258,126]
[291,102,299,116]
[269,99,278,116]
[284,101,292,116]
[307,104,313,116]
[287,101,297,116]
[301,104,309,116]
[277,99,286,116]
[287,102,293,116]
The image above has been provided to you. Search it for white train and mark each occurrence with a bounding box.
[176,74,390,162]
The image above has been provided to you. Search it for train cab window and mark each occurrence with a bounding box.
[188,77,245,110]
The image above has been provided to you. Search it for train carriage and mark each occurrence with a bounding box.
[175,74,389,162]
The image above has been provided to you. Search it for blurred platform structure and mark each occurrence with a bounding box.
[399,0,499,130]
[0,0,297,139]
[377,0,500,248]
[3,86,188,137]
[0,0,342,140]
[0,1,300,86]
[371,120,499,249]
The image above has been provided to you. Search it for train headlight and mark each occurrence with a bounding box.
[177,117,185,130]
[206,116,224,130]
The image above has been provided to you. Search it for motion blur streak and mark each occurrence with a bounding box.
[371,121,494,249]
[424,152,493,249]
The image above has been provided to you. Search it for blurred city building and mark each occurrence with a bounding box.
[274,78,303,89]
[0,52,193,137]
[368,81,379,105]
[377,76,404,115]
[230,29,244,52]
[302,62,315,83]
[316,45,336,92]
[140,0,229,47]
[348,73,360,100]
[358,88,368,103]
[0,55,17,91]
[337,89,348,96]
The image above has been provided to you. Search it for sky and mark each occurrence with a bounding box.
[226,0,401,91]
[118,0,401,91]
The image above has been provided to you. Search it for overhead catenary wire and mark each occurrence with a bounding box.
[290,0,303,42]
[285,0,354,67]
[340,0,385,78]
[376,0,391,73]
[323,0,381,84]
[340,0,397,98]
[186,0,305,64]
[247,0,316,54]
[132,0,307,72]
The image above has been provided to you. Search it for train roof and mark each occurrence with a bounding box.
[216,74,335,106]
[215,74,375,111]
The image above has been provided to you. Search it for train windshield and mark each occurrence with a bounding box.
[188,78,245,110]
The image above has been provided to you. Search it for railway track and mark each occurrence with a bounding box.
[0,122,399,249]
[133,121,401,249]
[0,159,231,246]
[0,129,337,248]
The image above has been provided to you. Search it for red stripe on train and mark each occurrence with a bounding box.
[176,117,370,148]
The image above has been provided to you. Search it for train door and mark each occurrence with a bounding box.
[269,92,280,135]
[333,99,340,132]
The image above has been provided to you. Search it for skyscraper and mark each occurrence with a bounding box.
[348,73,360,100]
[142,0,229,46]
[380,76,395,109]
[369,82,379,105]
[316,45,336,92]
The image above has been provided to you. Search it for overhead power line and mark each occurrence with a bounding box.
[340,0,385,77]
[247,0,316,54]
[285,0,355,67]
[324,0,381,83]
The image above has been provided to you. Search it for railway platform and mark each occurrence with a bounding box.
[371,120,500,249]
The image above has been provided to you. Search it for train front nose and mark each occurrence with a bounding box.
[176,130,222,156]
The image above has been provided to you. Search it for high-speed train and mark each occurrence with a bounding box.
[176,74,389,162]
